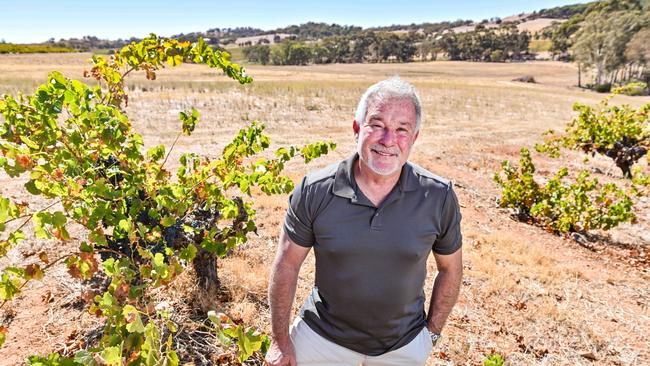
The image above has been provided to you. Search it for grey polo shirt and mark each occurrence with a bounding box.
[284,154,462,356]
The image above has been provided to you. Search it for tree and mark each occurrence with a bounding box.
[243,44,270,65]
[572,10,645,84]
[625,27,650,81]
[310,43,330,63]
[286,42,312,65]
[270,45,286,65]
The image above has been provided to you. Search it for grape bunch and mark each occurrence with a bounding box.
[95,155,124,186]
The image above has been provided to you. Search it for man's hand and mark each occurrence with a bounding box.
[265,338,296,366]
[266,229,310,366]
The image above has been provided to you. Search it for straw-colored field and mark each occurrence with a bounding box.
[0,53,648,365]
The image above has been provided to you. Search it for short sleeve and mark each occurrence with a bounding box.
[283,177,315,247]
[433,184,462,254]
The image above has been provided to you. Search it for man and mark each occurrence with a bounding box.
[265,77,463,366]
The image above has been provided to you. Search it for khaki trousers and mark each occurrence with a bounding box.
[289,318,433,366]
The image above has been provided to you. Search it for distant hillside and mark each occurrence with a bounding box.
[0,2,599,52]
[449,18,566,34]
[263,22,362,39]
[529,1,597,19]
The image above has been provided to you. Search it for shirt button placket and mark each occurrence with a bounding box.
[370,210,382,229]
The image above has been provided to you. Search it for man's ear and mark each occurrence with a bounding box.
[353,120,360,134]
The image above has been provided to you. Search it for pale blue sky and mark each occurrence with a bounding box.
[0,0,593,43]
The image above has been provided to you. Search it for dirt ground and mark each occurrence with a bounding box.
[0,53,649,365]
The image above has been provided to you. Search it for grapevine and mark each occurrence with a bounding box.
[536,99,650,178]
[0,34,335,364]
[494,148,635,233]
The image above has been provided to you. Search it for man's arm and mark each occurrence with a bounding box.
[265,229,311,366]
[426,248,463,335]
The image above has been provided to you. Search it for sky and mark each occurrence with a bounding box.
[0,0,594,43]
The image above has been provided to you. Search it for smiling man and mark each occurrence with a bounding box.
[265,77,463,366]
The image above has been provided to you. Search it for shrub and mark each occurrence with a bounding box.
[484,353,505,366]
[0,34,334,363]
[612,81,648,96]
[536,99,649,177]
[593,83,612,93]
[494,148,635,233]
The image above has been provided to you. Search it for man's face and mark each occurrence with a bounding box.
[356,97,419,177]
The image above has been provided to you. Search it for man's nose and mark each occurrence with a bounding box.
[378,129,396,146]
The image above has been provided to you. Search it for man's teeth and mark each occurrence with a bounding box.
[374,150,393,156]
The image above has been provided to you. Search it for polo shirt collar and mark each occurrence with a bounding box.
[332,153,419,200]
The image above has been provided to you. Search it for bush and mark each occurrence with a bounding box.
[592,83,612,93]
[490,50,504,62]
[612,81,648,96]
[484,353,505,366]
[536,99,649,178]
[494,148,635,233]
[0,34,334,363]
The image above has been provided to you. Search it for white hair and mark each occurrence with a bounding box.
[354,76,422,131]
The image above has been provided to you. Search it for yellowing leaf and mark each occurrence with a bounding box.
[24,264,44,280]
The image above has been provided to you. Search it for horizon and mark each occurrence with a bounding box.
[1,0,594,44]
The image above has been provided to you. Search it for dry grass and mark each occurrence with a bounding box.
[1,53,649,365]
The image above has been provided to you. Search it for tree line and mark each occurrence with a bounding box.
[244,32,420,65]
[243,25,532,65]
[434,25,531,62]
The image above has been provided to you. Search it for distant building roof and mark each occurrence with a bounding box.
[235,33,295,46]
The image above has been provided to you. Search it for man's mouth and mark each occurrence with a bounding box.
[371,148,397,157]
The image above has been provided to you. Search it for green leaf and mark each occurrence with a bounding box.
[159,216,176,227]
[49,71,68,90]
[73,350,97,366]
[89,230,107,246]
[118,218,132,233]
[123,305,146,334]
[146,145,165,161]
[165,320,178,333]
[0,273,21,300]
[33,214,50,239]
[79,241,94,253]
[27,353,80,366]
[179,243,197,262]
[51,211,67,227]
[20,136,39,149]
[102,258,116,276]
[8,230,26,246]
[100,346,123,366]
[166,351,179,366]
[207,310,220,326]
[0,198,10,225]
[179,108,199,136]
[25,180,42,195]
